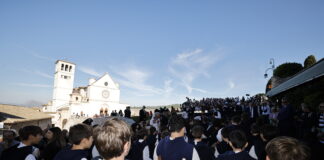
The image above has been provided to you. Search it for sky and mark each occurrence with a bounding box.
[0,0,323,106]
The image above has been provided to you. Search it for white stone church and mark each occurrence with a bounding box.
[43,60,128,129]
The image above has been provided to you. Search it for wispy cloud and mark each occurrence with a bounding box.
[111,66,164,95]
[78,66,102,77]
[34,71,53,79]
[169,48,221,94]
[13,83,52,88]
[229,80,235,89]
[20,69,53,79]
[17,45,55,62]
[32,53,55,62]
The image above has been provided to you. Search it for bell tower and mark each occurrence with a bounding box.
[51,60,75,112]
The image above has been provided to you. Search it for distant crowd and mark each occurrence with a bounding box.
[0,95,324,160]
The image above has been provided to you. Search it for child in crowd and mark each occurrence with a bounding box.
[265,136,310,160]
[217,130,255,160]
[190,125,215,160]
[0,125,43,160]
[54,123,93,160]
[93,118,132,160]
[156,115,200,160]
[128,128,150,160]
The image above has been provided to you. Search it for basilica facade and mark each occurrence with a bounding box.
[43,60,128,128]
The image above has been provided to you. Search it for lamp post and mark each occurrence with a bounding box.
[264,58,275,78]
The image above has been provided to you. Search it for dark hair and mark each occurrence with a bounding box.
[260,124,278,141]
[168,115,185,132]
[231,115,241,124]
[229,130,247,149]
[136,128,147,139]
[19,125,42,141]
[69,123,92,145]
[48,127,66,148]
[250,123,260,135]
[266,137,310,160]
[161,130,170,139]
[221,126,232,139]
[191,125,204,139]
[94,118,132,160]
[149,126,156,135]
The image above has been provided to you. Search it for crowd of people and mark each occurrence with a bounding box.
[0,95,323,160]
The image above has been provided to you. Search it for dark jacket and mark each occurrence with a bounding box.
[217,151,255,160]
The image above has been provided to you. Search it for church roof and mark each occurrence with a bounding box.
[0,104,52,124]
[55,60,76,65]
[89,73,119,89]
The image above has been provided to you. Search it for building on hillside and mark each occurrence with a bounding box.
[0,104,52,131]
[42,60,128,129]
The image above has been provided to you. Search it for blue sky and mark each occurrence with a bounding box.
[0,0,323,106]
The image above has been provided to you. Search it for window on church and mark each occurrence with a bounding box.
[104,82,108,86]
[76,97,78,101]
[61,64,64,70]
[65,65,69,71]
[69,66,72,72]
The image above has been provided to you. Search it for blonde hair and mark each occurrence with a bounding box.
[94,118,132,160]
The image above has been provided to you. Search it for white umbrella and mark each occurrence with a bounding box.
[92,116,135,126]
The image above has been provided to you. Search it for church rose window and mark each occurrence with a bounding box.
[104,82,108,86]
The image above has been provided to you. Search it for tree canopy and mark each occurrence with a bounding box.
[304,55,317,68]
[273,62,303,78]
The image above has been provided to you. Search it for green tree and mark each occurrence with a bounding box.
[273,62,303,78]
[304,55,317,68]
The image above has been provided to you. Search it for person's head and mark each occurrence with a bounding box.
[260,125,278,142]
[45,127,61,142]
[281,98,288,107]
[94,118,132,160]
[149,126,157,135]
[69,123,93,149]
[250,123,260,136]
[265,137,310,160]
[19,125,43,145]
[228,130,248,151]
[3,129,17,142]
[168,115,185,135]
[301,103,310,112]
[191,125,204,139]
[231,115,241,125]
[136,128,147,140]
[319,102,324,113]
[221,126,232,142]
